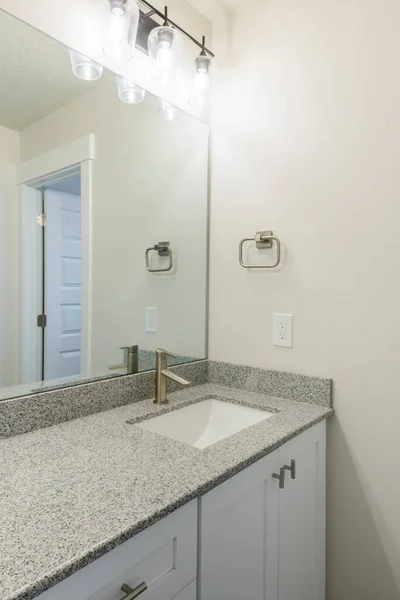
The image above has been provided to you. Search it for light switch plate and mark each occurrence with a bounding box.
[146,307,157,333]
[273,314,293,348]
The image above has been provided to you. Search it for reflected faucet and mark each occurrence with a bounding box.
[109,345,139,375]
[154,348,190,405]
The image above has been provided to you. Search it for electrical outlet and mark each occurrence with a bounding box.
[273,314,293,348]
[145,307,157,333]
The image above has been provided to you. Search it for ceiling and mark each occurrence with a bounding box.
[0,10,107,132]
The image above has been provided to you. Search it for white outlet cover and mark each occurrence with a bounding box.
[273,314,293,348]
[146,307,157,333]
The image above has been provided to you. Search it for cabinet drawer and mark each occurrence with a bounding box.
[38,501,197,600]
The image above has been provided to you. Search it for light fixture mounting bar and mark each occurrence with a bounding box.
[139,0,215,57]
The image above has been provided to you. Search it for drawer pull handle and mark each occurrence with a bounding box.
[284,459,296,480]
[272,468,285,489]
[120,582,147,600]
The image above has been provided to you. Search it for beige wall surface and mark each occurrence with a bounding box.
[209,1,400,598]
[0,125,19,387]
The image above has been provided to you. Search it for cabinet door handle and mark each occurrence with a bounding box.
[283,459,296,480]
[273,468,285,489]
[120,582,147,600]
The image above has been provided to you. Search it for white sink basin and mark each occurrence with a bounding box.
[136,399,274,449]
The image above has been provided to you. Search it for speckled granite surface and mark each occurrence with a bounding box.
[0,383,332,600]
[0,361,208,439]
[0,361,331,439]
[209,361,332,407]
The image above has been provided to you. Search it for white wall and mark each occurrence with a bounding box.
[0,125,19,387]
[0,0,212,121]
[19,80,208,375]
[209,0,400,598]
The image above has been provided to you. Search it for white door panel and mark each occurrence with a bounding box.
[62,258,81,285]
[60,288,82,305]
[62,210,81,238]
[60,333,81,353]
[45,189,82,380]
[62,305,82,332]
[61,241,82,258]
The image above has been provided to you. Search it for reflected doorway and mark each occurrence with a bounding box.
[26,169,83,382]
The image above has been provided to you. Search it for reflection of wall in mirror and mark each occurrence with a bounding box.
[19,81,209,376]
[0,126,19,387]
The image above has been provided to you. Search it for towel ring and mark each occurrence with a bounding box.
[146,242,173,273]
[239,230,281,269]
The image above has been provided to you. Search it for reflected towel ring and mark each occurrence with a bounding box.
[146,241,173,273]
[239,230,281,269]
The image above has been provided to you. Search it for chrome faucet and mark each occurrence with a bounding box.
[154,348,190,404]
[109,345,139,375]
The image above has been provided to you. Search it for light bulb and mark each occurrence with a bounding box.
[148,26,183,87]
[104,12,133,61]
[195,68,211,95]
[69,49,103,81]
[157,42,173,72]
[109,0,126,15]
[191,52,213,108]
[103,0,139,62]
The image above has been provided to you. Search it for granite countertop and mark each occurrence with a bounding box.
[0,383,332,600]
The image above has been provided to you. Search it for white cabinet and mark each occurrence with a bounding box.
[38,501,197,600]
[37,422,326,600]
[278,422,326,600]
[199,449,280,600]
[172,581,197,599]
[199,421,326,600]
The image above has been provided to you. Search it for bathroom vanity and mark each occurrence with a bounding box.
[35,422,325,600]
[0,374,331,600]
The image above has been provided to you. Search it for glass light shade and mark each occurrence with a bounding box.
[190,55,213,108]
[148,26,183,87]
[116,75,146,104]
[157,99,180,121]
[69,49,103,81]
[103,0,139,62]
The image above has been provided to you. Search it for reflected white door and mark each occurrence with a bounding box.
[44,190,82,380]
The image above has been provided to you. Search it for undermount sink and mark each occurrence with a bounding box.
[136,398,274,449]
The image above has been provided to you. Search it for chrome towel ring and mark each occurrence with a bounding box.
[239,230,281,269]
[146,241,173,273]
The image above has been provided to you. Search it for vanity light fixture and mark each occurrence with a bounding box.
[69,49,104,81]
[103,0,140,62]
[116,75,146,103]
[148,7,183,87]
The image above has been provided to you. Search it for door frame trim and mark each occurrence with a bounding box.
[18,134,95,384]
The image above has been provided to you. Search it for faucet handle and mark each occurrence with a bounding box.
[120,346,139,353]
[156,348,178,359]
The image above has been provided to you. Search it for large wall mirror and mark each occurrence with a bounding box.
[0,10,209,401]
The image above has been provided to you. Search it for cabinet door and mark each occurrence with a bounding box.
[199,450,280,600]
[172,580,196,599]
[278,421,326,600]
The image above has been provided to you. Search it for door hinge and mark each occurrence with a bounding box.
[37,314,47,328]
[37,213,47,227]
